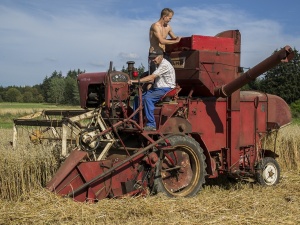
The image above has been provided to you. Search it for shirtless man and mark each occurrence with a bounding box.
[149,8,181,73]
[149,8,181,53]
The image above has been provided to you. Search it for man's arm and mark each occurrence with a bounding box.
[128,74,157,85]
[168,29,178,40]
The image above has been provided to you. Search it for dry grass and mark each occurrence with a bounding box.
[0,125,300,225]
[266,124,300,171]
[0,173,299,225]
[0,103,80,115]
[0,108,45,115]
[0,131,60,201]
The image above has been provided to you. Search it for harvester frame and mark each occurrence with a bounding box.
[12,30,294,202]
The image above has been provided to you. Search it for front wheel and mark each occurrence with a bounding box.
[256,157,280,186]
[153,135,207,197]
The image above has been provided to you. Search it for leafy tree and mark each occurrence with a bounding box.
[34,94,44,103]
[290,99,300,118]
[64,76,78,105]
[47,77,65,104]
[40,76,51,102]
[137,64,146,76]
[29,87,42,103]
[23,91,33,103]
[241,79,260,91]
[5,87,22,102]
[41,71,63,102]
[66,69,84,79]
[63,69,84,105]
[0,86,4,102]
[257,48,300,104]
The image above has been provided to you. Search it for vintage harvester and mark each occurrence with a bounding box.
[16,30,295,202]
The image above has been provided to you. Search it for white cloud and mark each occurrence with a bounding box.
[0,3,299,86]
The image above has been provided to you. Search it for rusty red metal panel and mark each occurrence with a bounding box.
[191,35,234,52]
[267,94,292,129]
[171,50,238,97]
[166,34,235,53]
[48,161,111,202]
[239,101,256,147]
[48,155,149,202]
[199,51,237,91]
[215,30,241,53]
[187,99,227,151]
[46,149,88,192]
[52,168,87,202]
[77,161,112,200]
[160,117,192,134]
[240,91,268,144]
[77,72,106,108]
[109,71,130,101]
[160,103,179,117]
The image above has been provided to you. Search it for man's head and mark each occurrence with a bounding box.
[149,49,164,64]
[160,8,174,26]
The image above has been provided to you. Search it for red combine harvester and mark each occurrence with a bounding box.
[46,30,294,202]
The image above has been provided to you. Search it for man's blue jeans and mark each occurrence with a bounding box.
[133,87,171,128]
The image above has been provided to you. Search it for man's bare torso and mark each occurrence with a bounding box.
[149,22,171,53]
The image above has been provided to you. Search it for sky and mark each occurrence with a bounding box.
[0,0,299,87]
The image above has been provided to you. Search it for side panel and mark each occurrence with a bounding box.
[170,50,237,97]
[187,99,227,151]
[239,94,268,146]
[239,101,256,146]
[267,94,292,129]
[165,33,235,53]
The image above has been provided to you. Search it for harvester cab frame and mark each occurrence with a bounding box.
[103,62,148,131]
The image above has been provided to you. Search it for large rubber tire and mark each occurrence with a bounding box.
[153,135,207,197]
[256,157,280,186]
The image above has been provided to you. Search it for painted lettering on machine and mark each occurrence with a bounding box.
[171,57,186,68]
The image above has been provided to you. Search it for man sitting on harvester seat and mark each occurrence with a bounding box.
[128,49,176,131]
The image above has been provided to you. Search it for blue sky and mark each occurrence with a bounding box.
[0,0,299,87]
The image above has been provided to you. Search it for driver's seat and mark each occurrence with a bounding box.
[156,85,181,104]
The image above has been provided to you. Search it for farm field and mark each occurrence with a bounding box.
[0,102,81,129]
[0,172,299,225]
[0,102,81,114]
[0,103,300,224]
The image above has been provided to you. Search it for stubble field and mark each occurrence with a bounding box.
[0,107,299,224]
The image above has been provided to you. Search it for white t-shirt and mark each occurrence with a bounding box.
[153,58,176,88]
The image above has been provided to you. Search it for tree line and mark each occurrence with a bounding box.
[241,48,300,117]
[0,48,299,113]
[0,64,146,106]
[0,69,83,105]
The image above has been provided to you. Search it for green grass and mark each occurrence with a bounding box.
[0,112,22,129]
[0,102,44,109]
[0,102,75,109]
[0,102,81,129]
[292,117,300,124]
[0,122,13,129]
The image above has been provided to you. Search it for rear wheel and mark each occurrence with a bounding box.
[153,135,207,197]
[256,157,280,186]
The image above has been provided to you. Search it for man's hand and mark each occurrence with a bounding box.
[175,36,181,43]
[146,83,153,90]
[128,74,156,85]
